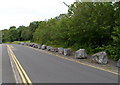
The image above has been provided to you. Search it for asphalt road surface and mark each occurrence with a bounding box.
[0,44,2,84]
[2,44,118,84]
[2,44,15,83]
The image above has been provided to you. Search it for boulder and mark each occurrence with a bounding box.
[58,48,64,54]
[33,44,38,48]
[54,48,58,52]
[27,43,31,46]
[46,46,52,51]
[38,44,42,49]
[41,45,47,50]
[64,48,72,56]
[75,49,87,59]
[23,42,26,45]
[30,43,35,47]
[91,52,108,64]
[32,43,35,47]
[23,42,28,46]
[117,59,120,68]
[50,47,55,52]
[32,44,35,47]
[19,42,25,45]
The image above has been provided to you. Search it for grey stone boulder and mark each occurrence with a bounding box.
[33,44,39,48]
[23,42,27,46]
[75,49,87,59]
[22,42,27,45]
[41,45,47,50]
[54,48,58,52]
[29,43,34,47]
[29,43,33,47]
[19,42,25,45]
[37,44,42,49]
[91,52,108,64]
[25,43,29,46]
[64,48,72,56]
[22,42,28,46]
[27,43,30,46]
[58,48,64,54]
[117,59,120,68]
[46,46,52,51]
[29,43,33,46]
[31,43,36,47]
[50,47,55,52]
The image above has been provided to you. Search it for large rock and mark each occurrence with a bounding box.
[75,49,87,59]
[46,46,52,51]
[64,48,72,56]
[50,47,55,52]
[30,43,34,47]
[29,43,35,47]
[41,45,47,50]
[54,48,58,52]
[25,43,29,46]
[27,43,31,46]
[58,48,64,54]
[117,59,120,68]
[37,44,42,49]
[33,44,38,48]
[19,42,25,45]
[50,48,58,52]
[91,52,108,64]
[23,43,26,45]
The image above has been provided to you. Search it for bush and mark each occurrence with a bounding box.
[92,45,120,61]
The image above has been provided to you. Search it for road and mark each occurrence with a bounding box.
[2,44,15,83]
[2,44,119,84]
[0,44,2,84]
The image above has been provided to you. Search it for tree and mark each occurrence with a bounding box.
[28,21,39,41]
[9,26,18,42]
[21,27,31,41]
[17,26,26,41]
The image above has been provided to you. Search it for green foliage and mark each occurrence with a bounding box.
[8,26,18,42]
[93,45,120,61]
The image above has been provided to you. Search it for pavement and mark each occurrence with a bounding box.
[1,44,119,84]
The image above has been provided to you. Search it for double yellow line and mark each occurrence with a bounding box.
[7,45,32,85]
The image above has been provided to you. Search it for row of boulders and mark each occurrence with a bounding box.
[18,42,120,67]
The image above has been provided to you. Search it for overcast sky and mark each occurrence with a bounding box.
[0,0,75,30]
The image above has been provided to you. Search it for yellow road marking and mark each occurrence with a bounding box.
[28,46,119,75]
[56,55,119,75]
[11,49,32,84]
[7,45,32,85]
[7,45,27,84]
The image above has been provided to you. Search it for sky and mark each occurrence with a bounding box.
[0,0,75,30]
